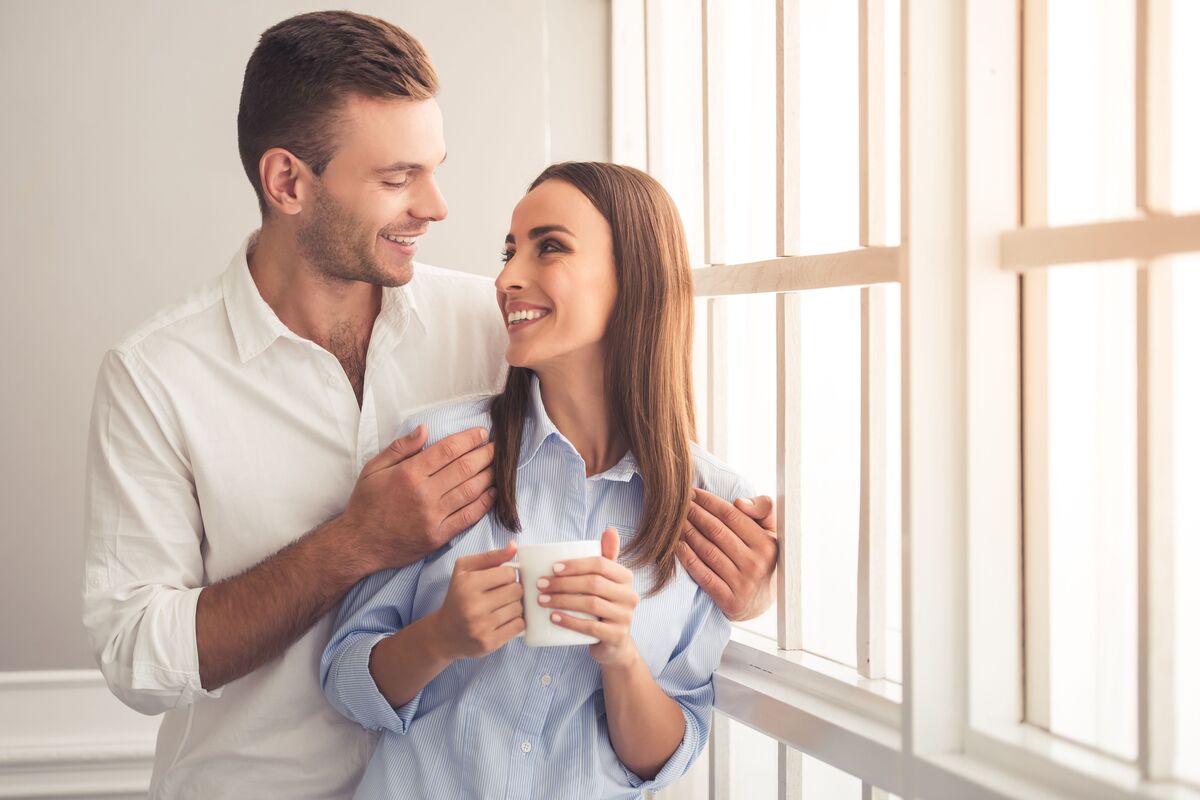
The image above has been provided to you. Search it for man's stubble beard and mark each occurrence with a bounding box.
[296,180,413,288]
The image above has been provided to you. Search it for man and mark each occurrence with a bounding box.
[83,11,777,799]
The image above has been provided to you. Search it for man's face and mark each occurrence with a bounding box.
[296,95,448,287]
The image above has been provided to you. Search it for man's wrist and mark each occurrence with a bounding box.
[315,514,384,581]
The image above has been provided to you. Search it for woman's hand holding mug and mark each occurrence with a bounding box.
[431,541,525,660]
[537,528,640,666]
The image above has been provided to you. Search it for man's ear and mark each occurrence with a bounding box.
[258,148,311,216]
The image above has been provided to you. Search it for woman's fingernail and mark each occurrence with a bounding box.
[536,578,549,589]
[539,594,551,604]
[551,613,562,622]
[553,563,565,573]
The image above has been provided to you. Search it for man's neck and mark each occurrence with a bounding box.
[535,353,627,477]
[246,224,382,346]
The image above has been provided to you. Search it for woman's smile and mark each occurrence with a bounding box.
[504,301,553,333]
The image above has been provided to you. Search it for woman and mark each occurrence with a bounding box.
[321,162,754,799]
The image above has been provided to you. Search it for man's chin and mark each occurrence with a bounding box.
[380,261,414,287]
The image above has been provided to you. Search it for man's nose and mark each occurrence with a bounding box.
[413,175,448,222]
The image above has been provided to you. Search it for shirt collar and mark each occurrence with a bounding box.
[516,374,640,483]
[221,233,424,364]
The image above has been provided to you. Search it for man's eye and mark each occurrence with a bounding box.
[382,180,410,189]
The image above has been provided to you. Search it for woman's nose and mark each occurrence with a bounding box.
[495,256,526,291]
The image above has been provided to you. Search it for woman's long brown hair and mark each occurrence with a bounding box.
[490,162,696,596]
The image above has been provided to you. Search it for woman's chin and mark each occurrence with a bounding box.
[505,348,535,370]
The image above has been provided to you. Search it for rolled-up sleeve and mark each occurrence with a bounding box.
[619,589,732,792]
[82,350,220,715]
[321,563,424,735]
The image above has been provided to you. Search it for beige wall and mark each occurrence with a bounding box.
[0,0,609,671]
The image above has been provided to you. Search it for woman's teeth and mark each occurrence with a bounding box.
[507,309,549,325]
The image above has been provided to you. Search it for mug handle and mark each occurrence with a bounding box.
[503,559,525,637]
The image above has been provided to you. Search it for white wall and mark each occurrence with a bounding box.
[0,0,609,673]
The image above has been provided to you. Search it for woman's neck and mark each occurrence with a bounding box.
[535,353,627,477]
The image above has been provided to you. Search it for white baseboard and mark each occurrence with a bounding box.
[0,671,157,800]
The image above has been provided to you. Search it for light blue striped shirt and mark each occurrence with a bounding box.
[321,378,752,799]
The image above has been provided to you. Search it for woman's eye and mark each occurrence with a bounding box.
[500,250,514,263]
[538,239,563,255]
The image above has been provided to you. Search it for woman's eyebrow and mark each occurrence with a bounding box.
[528,225,574,238]
[504,225,575,245]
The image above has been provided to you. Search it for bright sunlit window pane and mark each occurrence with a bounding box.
[1171,0,1200,213]
[720,294,778,640]
[1173,255,1200,784]
[884,284,903,683]
[726,717,779,800]
[1046,0,1136,226]
[798,288,861,667]
[884,0,901,246]
[800,751,873,798]
[1044,263,1138,760]
[1040,0,1139,759]
[714,0,775,263]
[795,0,858,254]
[646,2,705,268]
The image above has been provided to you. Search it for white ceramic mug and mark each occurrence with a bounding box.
[508,540,601,647]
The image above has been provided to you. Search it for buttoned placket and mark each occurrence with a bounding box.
[504,644,570,800]
[503,443,589,800]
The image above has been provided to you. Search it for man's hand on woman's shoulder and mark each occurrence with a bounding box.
[677,489,778,622]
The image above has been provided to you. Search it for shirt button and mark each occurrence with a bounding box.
[540,674,552,687]
[325,374,338,387]
[520,741,532,754]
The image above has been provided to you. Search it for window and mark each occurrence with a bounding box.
[614,0,1199,797]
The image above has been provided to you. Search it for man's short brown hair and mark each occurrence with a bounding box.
[237,11,439,214]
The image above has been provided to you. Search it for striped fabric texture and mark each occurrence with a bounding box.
[321,377,753,799]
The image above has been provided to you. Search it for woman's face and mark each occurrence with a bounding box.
[495,179,618,372]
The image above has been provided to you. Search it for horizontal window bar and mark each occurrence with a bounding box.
[694,247,901,297]
[1000,214,1200,271]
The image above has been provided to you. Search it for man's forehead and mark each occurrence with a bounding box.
[333,94,446,168]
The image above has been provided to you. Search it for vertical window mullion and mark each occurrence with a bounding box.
[775,0,803,656]
[899,0,968,758]
[702,0,725,268]
[860,0,887,249]
[779,742,802,799]
[707,713,732,800]
[777,0,802,258]
[857,0,888,683]
[1020,0,1052,734]
[858,285,888,680]
[1135,0,1175,782]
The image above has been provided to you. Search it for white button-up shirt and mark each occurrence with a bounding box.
[82,237,507,799]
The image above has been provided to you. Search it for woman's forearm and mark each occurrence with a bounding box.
[368,611,454,708]
[600,649,686,780]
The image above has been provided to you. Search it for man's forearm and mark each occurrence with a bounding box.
[601,651,685,781]
[197,517,382,690]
